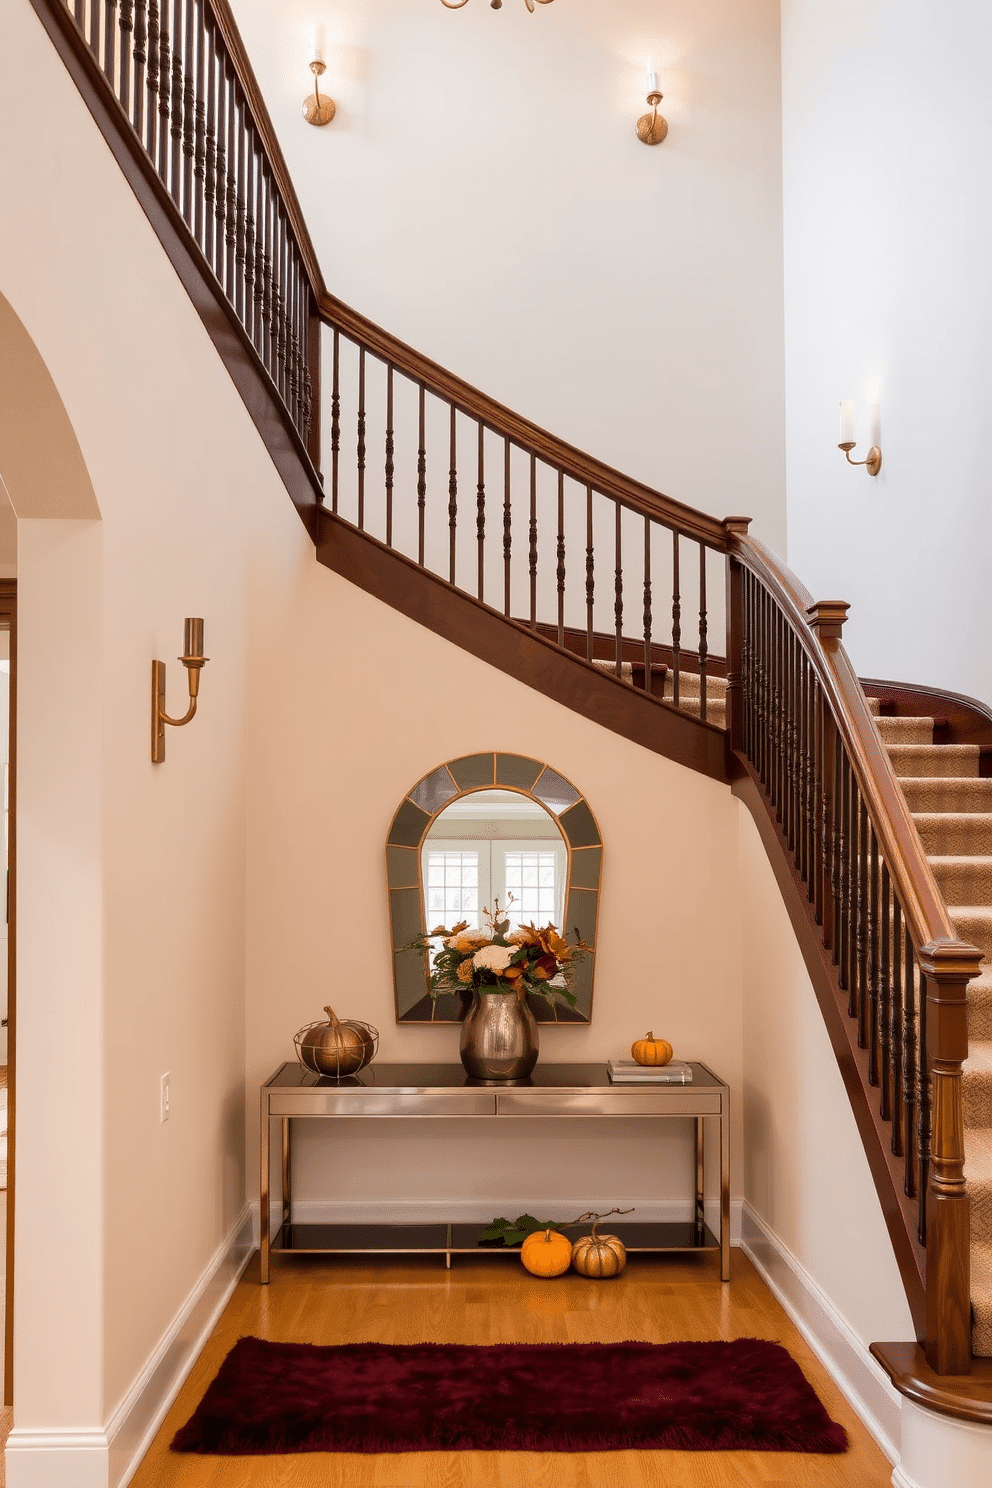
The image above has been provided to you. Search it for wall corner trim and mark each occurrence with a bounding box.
[740,1200,902,1464]
[105,1204,253,1488]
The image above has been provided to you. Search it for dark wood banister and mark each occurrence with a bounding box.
[30,0,984,1385]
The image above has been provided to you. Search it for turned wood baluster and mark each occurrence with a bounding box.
[698,545,708,722]
[830,730,843,966]
[259,169,273,373]
[213,45,228,284]
[449,408,458,586]
[330,331,340,514]
[819,699,835,945]
[773,608,784,814]
[904,927,918,1198]
[272,215,286,401]
[854,795,868,1031]
[74,0,84,31]
[502,440,512,617]
[675,532,684,711]
[90,0,101,58]
[132,0,147,139]
[181,0,195,227]
[192,0,206,246]
[529,455,539,629]
[880,861,892,1120]
[557,471,566,648]
[170,0,184,208]
[642,516,652,694]
[145,0,160,158]
[224,62,238,306]
[756,584,766,786]
[476,422,486,601]
[114,1,127,112]
[385,367,395,548]
[251,162,265,353]
[585,486,594,662]
[891,897,904,1155]
[838,754,851,992]
[739,567,751,758]
[357,347,367,531]
[786,625,796,853]
[806,658,818,900]
[614,502,623,674]
[202,19,217,267]
[418,389,427,569]
[156,0,171,179]
[867,824,879,1079]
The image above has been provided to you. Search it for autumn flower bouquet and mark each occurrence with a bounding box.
[405,897,587,1011]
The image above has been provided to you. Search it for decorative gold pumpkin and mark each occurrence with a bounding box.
[630,1031,673,1067]
[572,1218,627,1278]
[294,1006,378,1077]
[520,1227,573,1277]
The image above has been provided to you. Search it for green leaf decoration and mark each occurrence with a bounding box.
[477,1214,566,1247]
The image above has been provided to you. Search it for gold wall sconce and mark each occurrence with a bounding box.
[151,618,209,763]
[838,401,882,476]
[636,70,668,145]
[303,27,335,126]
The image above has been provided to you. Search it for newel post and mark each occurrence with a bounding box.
[723,519,751,755]
[805,599,850,645]
[920,938,983,1374]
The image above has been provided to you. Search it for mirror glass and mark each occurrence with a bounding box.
[423,790,567,937]
[387,754,601,1025]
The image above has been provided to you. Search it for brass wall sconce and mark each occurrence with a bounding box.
[838,401,882,476]
[151,618,209,763]
[303,28,335,126]
[636,70,668,145]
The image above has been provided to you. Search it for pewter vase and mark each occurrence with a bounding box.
[459,988,539,1084]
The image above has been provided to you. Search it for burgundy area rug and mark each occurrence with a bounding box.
[170,1337,848,1455]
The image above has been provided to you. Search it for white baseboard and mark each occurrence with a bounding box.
[106,1204,253,1488]
[740,1200,901,1465]
[252,1195,745,1243]
[4,1429,110,1488]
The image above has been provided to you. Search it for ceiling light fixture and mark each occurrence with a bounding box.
[440,0,555,12]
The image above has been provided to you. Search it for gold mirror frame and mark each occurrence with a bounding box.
[387,753,602,1024]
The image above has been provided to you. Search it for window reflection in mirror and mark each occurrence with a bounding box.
[423,789,567,936]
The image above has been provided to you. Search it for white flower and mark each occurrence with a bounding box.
[472,944,514,974]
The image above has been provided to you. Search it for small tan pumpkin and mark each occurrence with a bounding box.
[572,1217,627,1278]
[295,1006,378,1077]
[520,1227,573,1278]
[630,1031,673,1067]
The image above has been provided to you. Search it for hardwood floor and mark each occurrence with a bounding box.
[128,1249,893,1488]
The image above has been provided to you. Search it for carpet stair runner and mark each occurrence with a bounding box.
[870,697,992,1357]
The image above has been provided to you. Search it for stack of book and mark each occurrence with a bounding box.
[607,1059,693,1084]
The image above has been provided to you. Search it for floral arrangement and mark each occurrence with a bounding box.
[404,896,588,1010]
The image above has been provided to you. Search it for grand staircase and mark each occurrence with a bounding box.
[31,0,992,1419]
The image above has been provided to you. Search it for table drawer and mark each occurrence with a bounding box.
[495,1089,724,1117]
[267,1090,498,1118]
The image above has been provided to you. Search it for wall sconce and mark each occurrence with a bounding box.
[151,618,209,764]
[303,27,335,127]
[838,401,882,476]
[636,69,668,145]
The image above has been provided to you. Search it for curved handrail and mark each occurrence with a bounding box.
[320,293,740,551]
[733,533,971,960]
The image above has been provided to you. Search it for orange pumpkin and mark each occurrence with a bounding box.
[521,1227,573,1277]
[630,1031,673,1067]
[572,1220,627,1278]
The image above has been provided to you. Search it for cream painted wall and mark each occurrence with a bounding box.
[739,807,915,1343]
[781,0,992,702]
[229,0,787,546]
[245,558,746,1219]
[0,0,307,1437]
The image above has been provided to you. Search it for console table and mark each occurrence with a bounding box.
[260,1061,730,1283]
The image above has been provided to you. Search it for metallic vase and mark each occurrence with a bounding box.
[459,989,539,1084]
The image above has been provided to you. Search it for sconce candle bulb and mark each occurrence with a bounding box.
[838,400,882,476]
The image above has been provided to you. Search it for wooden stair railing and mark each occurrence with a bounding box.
[727,535,983,1374]
[31,0,984,1382]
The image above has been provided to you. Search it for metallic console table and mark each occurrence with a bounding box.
[260,1061,730,1283]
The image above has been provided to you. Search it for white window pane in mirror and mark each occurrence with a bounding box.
[426,848,483,925]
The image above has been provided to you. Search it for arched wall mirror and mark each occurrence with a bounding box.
[387,754,602,1024]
